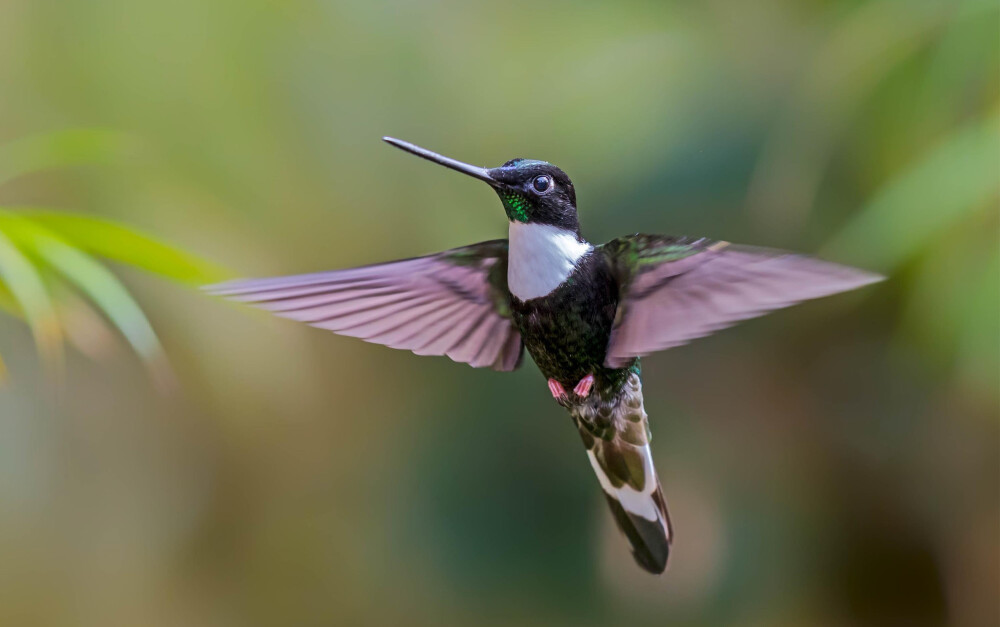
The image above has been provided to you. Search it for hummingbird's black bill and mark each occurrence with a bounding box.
[382,137,497,186]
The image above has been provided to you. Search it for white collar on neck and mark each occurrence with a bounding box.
[507,222,591,301]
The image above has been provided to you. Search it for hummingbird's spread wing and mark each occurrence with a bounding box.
[600,235,882,368]
[207,240,523,371]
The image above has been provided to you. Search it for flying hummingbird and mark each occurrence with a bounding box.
[208,138,881,574]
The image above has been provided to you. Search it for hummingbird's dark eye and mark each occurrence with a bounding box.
[532,175,552,193]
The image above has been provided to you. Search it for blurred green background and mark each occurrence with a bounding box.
[0,0,997,625]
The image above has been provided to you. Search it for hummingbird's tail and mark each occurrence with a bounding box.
[571,372,672,574]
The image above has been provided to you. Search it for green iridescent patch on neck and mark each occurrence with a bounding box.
[501,191,531,222]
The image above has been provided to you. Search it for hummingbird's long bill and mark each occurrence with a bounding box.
[382,137,497,185]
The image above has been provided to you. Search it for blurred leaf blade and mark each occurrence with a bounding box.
[0,214,171,387]
[745,0,952,230]
[0,223,64,372]
[956,246,1000,401]
[825,111,1000,270]
[0,128,130,187]
[17,210,230,285]
[52,287,125,364]
[0,279,21,315]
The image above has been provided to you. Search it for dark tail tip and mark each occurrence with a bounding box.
[604,494,671,574]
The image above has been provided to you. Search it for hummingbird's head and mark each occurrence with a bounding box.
[486,159,578,231]
[382,138,580,233]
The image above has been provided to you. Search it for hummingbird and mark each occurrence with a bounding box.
[208,138,881,574]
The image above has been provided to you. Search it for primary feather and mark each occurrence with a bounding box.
[601,235,883,368]
[207,240,523,371]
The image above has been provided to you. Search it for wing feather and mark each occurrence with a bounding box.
[602,236,882,368]
[207,241,523,371]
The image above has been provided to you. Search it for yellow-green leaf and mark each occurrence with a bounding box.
[825,112,1000,269]
[0,228,63,369]
[0,278,22,316]
[0,214,169,384]
[17,210,229,285]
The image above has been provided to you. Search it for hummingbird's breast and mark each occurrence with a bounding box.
[509,250,620,387]
[506,221,592,301]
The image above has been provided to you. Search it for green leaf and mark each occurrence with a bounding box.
[0,213,170,385]
[745,0,954,230]
[0,278,23,317]
[956,247,1000,403]
[0,227,63,370]
[825,111,1000,269]
[0,128,130,187]
[16,210,229,284]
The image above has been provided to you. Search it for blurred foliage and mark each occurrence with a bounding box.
[0,0,996,626]
[828,110,999,401]
[0,129,226,385]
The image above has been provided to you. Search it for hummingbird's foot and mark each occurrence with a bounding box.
[573,374,595,398]
[547,378,568,400]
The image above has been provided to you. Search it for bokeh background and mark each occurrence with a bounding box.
[0,0,997,625]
